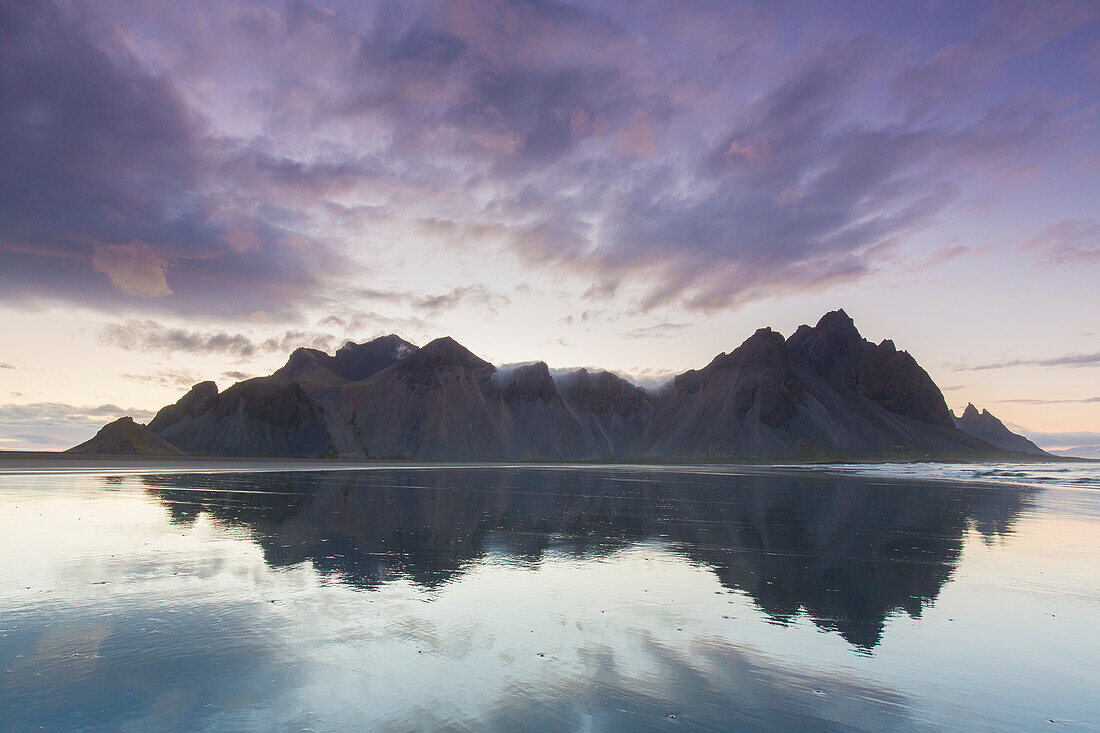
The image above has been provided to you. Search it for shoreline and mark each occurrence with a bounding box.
[0,450,1089,474]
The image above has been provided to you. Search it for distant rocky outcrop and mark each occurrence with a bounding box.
[66,416,184,456]
[77,313,1053,461]
[953,404,1047,456]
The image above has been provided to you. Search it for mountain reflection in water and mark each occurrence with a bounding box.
[142,467,1032,650]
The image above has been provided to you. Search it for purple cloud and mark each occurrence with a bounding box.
[996,397,1100,404]
[0,0,340,315]
[1020,219,1100,266]
[0,0,1096,316]
[952,352,1100,371]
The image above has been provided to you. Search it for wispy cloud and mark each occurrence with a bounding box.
[951,352,1100,371]
[1016,430,1100,459]
[620,323,691,339]
[412,285,511,315]
[98,320,341,359]
[1001,419,1100,458]
[1020,218,1100,266]
[100,321,261,359]
[123,369,204,390]
[995,397,1100,405]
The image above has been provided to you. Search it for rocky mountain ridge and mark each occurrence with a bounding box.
[953,403,1047,456]
[73,310,1047,461]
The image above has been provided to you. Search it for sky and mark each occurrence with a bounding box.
[0,0,1098,455]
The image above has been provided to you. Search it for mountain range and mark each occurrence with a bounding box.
[70,310,1049,461]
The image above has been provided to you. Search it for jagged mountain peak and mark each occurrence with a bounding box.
[815,308,857,332]
[740,326,786,352]
[276,334,417,383]
[148,381,219,434]
[336,333,415,358]
[556,367,646,398]
[786,310,952,428]
[501,361,559,401]
[414,336,491,367]
[330,334,418,381]
[708,327,788,372]
[388,336,494,388]
[188,380,219,399]
[277,347,329,376]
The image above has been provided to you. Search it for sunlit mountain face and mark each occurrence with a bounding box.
[1,0,1098,454]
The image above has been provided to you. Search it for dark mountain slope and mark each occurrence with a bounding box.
[648,328,806,457]
[499,362,599,459]
[649,321,997,460]
[558,368,654,457]
[148,380,218,434]
[150,379,334,458]
[787,310,953,427]
[331,337,507,460]
[274,335,417,386]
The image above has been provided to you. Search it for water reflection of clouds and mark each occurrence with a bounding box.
[0,467,1050,730]
[260,550,919,731]
[2,602,292,731]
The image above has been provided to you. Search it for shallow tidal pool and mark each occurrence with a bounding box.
[1,463,1098,731]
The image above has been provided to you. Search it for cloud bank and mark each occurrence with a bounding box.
[0,402,158,451]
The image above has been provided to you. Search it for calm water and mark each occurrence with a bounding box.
[1,463,1098,731]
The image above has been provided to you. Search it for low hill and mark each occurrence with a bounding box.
[66,416,184,456]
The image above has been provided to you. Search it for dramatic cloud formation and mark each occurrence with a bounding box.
[1,0,1096,316]
[0,0,338,315]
